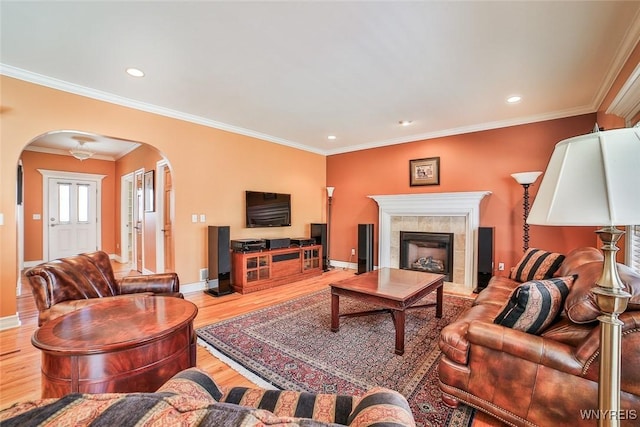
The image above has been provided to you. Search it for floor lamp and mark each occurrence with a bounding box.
[527,127,640,427]
[326,186,335,270]
[511,171,542,252]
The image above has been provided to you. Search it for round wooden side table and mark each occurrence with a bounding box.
[32,295,198,397]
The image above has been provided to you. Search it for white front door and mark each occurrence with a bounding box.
[47,178,98,259]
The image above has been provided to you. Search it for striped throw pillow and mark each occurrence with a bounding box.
[510,248,565,282]
[494,276,576,335]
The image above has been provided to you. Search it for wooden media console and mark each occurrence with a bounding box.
[231,245,322,294]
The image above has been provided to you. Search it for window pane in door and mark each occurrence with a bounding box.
[59,183,70,223]
[77,184,89,222]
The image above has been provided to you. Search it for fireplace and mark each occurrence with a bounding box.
[368,191,491,289]
[400,231,453,281]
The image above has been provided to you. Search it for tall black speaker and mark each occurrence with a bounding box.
[357,223,374,275]
[206,226,232,297]
[310,223,328,271]
[475,226,494,293]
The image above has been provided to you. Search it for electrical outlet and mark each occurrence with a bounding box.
[199,268,208,281]
[498,262,505,271]
[351,248,356,255]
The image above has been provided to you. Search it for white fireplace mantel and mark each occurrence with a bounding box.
[368,191,491,288]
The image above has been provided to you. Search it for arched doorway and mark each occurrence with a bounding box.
[19,130,174,278]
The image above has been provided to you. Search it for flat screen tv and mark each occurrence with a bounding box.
[245,191,291,228]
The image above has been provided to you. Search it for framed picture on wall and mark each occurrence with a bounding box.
[144,170,155,212]
[409,157,440,186]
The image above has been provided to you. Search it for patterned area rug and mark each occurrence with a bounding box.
[197,288,475,427]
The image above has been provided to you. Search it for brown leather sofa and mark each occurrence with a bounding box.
[438,247,640,426]
[26,250,182,325]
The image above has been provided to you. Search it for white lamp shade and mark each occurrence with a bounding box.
[327,186,335,198]
[527,127,640,226]
[511,171,542,185]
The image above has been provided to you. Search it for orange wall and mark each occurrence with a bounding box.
[327,114,600,275]
[0,76,326,320]
[20,151,117,261]
[0,42,635,321]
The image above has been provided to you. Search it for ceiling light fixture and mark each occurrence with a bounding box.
[69,140,94,161]
[399,120,413,126]
[126,67,145,77]
[327,135,337,140]
[507,95,522,104]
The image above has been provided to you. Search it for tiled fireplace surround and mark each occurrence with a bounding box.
[369,191,491,290]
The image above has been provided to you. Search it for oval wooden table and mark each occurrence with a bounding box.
[32,295,198,398]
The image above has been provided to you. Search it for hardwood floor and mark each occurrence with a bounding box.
[0,262,503,426]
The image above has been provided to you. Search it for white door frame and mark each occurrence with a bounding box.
[133,168,145,272]
[17,161,24,293]
[156,160,167,272]
[38,169,106,262]
[119,172,134,263]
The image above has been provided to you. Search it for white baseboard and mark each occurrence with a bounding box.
[0,314,21,331]
[330,260,362,270]
[181,280,207,294]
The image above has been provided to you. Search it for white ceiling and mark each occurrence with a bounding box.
[2,1,640,158]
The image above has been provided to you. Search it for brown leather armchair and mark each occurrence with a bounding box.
[438,247,640,426]
[26,250,182,325]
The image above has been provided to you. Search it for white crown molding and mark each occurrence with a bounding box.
[0,64,326,156]
[326,107,594,155]
[4,10,639,162]
[594,6,640,113]
[606,62,640,124]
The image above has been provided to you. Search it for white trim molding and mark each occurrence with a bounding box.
[368,191,491,289]
[0,313,21,331]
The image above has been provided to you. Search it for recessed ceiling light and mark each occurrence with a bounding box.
[507,95,522,104]
[126,68,145,77]
[327,135,337,140]
[399,120,413,126]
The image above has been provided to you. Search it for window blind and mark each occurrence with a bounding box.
[629,225,640,272]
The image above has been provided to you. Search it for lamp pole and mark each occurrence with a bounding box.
[511,171,542,252]
[521,183,532,252]
[592,227,631,427]
[326,187,334,270]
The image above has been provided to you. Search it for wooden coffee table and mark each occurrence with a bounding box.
[330,268,444,355]
[32,295,198,398]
